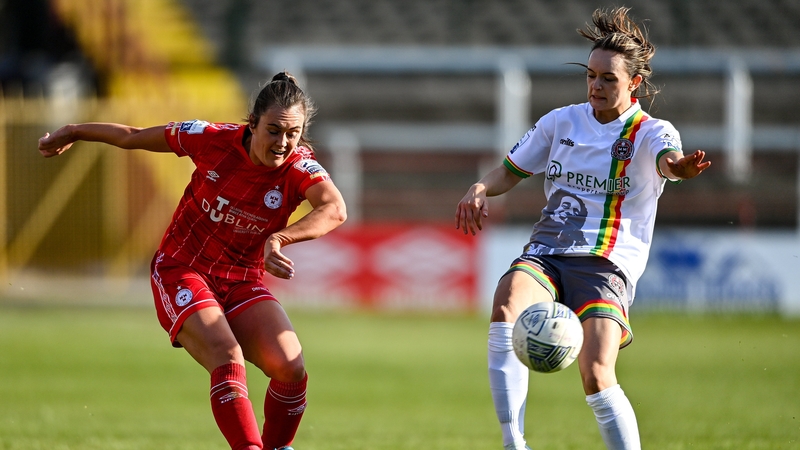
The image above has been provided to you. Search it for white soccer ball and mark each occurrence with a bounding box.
[512,302,584,373]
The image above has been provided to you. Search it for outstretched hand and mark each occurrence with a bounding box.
[38,127,76,158]
[665,149,711,180]
[455,184,489,235]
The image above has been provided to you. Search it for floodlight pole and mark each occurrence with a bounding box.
[497,56,531,156]
[724,56,753,184]
[328,129,362,224]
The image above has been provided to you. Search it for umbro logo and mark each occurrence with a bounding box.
[206,171,220,182]
[560,138,575,147]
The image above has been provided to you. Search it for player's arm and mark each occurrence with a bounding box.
[455,164,524,235]
[38,123,171,157]
[657,148,711,181]
[263,180,347,279]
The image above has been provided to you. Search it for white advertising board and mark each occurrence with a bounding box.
[481,227,800,316]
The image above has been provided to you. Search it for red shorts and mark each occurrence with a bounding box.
[150,252,278,347]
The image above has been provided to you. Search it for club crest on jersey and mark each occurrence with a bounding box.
[264,189,283,209]
[175,288,193,307]
[611,138,634,160]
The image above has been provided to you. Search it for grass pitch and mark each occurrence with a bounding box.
[0,305,798,449]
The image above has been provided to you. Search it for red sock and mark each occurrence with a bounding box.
[210,363,263,450]
[261,372,308,449]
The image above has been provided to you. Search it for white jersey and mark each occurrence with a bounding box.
[504,100,681,294]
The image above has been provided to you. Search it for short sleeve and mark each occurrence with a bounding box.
[288,151,332,198]
[164,120,215,157]
[504,110,557,178]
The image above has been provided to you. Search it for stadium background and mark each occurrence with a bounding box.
[0,0,798,313]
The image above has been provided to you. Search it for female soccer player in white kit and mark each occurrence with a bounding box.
[456,7,710,450]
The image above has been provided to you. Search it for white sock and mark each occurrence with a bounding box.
[586,384,641,450]
[488,322,529,449]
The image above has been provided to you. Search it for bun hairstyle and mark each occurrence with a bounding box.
[248,71,318,149]
[578,7,659,99]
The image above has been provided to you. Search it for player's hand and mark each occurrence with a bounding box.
[665,149,711,180]
[455,184,489,235]
[264,234,295,279]
[38,126,76,158]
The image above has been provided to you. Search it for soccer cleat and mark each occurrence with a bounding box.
[274,447,294,450]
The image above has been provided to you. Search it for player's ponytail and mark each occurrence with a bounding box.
[578,7,659,100]
[249,71,318,150]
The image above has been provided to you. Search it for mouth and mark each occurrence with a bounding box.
[270,149,287,157]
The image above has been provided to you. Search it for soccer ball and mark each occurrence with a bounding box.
[512,302,584,373]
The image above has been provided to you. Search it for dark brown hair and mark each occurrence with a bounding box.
[248,71,317,149]
[578,7,659,99]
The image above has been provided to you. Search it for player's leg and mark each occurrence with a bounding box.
[227,299,306,450]
[178,307,263,450]
[151,254,262,450]
[578,318,640,450]
[490,262,557,450]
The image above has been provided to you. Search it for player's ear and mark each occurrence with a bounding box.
[630,74,643,92]
[248,113,257,130]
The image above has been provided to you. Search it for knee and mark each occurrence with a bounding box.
[266,354,306,383]
[250,343,305,382]
[580,362,617,395]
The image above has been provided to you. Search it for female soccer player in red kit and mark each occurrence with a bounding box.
[38,72,346,450]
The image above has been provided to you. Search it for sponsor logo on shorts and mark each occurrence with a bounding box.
[175,288,193,307]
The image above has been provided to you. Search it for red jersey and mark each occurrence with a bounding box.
[159,120,331,282]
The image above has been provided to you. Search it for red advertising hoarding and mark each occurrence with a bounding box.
[265,224,479,311]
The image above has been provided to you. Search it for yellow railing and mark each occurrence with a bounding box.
[1,0,247,289]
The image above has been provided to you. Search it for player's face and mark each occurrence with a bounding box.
[586,49,642,124]
[249,105,305,168]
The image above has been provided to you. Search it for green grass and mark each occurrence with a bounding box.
[0,306,798,449]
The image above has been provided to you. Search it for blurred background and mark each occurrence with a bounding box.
[0,0,798,313]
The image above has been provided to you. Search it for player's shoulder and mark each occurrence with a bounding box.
[287,147,330,181]
[541,103,591,126]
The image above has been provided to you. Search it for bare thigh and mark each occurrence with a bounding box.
[176,306,244,373]
[491,270,556,323]
[578,316,622,395]
[228,300,305,383]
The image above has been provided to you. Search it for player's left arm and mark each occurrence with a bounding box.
[658,148,711,181]
[263,180,347,279]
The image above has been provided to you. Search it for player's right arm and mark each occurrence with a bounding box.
[455,164,524,235]
[38,123,171,157]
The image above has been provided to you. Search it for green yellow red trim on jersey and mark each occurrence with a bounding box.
[591,109,648,259]
[503,156,533,179]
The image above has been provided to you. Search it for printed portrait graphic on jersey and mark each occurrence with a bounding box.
[530,189,590,254]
